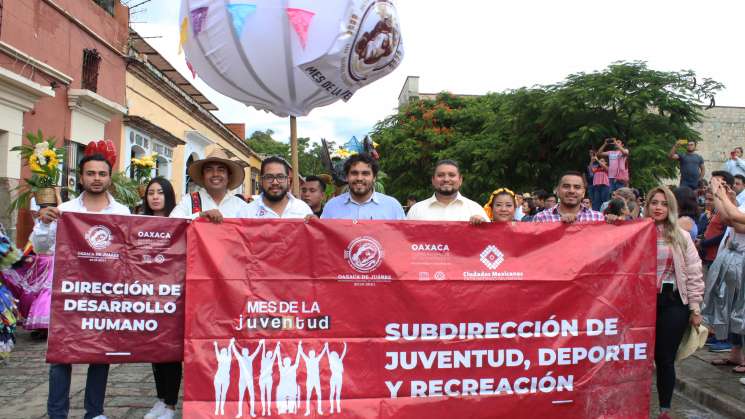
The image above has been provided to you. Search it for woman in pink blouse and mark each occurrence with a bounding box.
[645,185,704,419]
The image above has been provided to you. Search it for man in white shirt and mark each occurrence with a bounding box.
[244,156,312,219]
[406,159,489,223]
[36,153,130,419]
[724,147,745,178]
[170,148,250,221]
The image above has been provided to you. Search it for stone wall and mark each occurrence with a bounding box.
[693,106,745,173]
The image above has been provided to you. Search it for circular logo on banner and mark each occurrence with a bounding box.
[344,236,384,273]
[85,225,113,250]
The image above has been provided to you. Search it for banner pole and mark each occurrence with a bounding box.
[290,115,300,196]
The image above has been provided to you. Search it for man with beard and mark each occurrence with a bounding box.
[171,149,250,221]
[406,159,488,222]
[321,153,404,220]
[34,152,130,419]
[300,175,327,217]
[533,171,605,223]
[245,156,312,218]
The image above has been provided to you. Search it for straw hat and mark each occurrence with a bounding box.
[188,148,245,190]
[676,324,708,362]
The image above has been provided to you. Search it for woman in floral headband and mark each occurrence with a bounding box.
[483,188,517,222]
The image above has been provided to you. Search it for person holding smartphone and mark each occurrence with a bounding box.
[669,139,705,190]
[597,138,630,193]
[724,147,745,177]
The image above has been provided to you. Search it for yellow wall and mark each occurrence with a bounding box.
[124,71,260,197]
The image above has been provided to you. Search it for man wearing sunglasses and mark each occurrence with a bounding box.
[244,156,312,219]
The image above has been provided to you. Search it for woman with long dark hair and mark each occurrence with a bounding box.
[645,186,704,419]
[141,177,177,217]
[140,177,180,419]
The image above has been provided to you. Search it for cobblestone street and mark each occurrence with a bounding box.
[0,329,737,419]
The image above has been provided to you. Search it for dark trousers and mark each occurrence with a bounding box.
[48,363,109,419]
[152,362,183,406]
[655,286,689,409]
[591,184,610,211]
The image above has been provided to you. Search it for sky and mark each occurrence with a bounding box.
[131,0,745,146]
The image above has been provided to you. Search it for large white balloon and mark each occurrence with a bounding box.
[179,0,404,117]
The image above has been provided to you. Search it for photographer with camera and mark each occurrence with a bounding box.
[597,137,629,193]
[588,150,610,211]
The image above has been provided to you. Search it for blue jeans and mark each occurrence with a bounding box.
[610,178,626,193]
[591,184,610,212]
[48,363,109,419]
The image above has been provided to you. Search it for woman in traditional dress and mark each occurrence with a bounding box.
[2,199,54,339]
[0,224,22,361]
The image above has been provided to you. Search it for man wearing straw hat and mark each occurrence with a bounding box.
[170,148,250,221]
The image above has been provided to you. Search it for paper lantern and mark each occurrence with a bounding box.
[179,0,404,117]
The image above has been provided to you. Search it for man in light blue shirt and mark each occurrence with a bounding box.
[321,153,405,220]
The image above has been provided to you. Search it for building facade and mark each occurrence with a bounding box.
[127,31,262,199]
[0,0,129,243]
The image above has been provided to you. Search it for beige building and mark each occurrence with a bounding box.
[399,76,745,177]
[125,31,262,199]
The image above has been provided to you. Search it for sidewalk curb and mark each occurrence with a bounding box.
[676,375,745,418]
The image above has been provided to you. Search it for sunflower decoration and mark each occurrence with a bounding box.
[9,130,66,210]
[130,153,158,186]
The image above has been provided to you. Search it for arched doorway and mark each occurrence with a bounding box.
[129,144,146,178]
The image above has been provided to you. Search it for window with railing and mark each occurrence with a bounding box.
[82,48,101,92]
[92,0,115,15]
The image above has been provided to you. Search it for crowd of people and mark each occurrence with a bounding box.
[1,135,744,419]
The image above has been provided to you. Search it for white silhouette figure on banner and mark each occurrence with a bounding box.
[214,339,235,416]
[259,342,280,416]
[276,341,303,414]
[232,339,264,418]
[299,342,329,416]
[328,342,347,414]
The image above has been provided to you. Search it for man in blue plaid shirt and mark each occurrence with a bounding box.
[533,171,606,223]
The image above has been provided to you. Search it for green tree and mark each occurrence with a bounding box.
[245,129,290,158]
[245,130,327,177]
[298,137,326,176]
[373,61,723,203]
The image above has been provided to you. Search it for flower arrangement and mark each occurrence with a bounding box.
[130,153,157,197]
[9,130,65,210]
[130,153,157,183]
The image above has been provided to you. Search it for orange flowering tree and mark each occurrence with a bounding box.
[373,61,723,202]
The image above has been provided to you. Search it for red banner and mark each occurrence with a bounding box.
[184,219,657,418]
[47,213,187,363]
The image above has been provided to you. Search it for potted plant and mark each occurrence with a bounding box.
[130,153,157,197]
[9,130,65,211]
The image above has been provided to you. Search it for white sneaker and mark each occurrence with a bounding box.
[144,400,167,419]
[157,409,175,419]
[740,377,745,386]
[91,416,108,419]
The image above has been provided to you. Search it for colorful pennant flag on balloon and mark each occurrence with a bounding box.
[286,8,315,49]
[186,59,197,79]
[226,4,257,37]
[178,17,188,54]
[190,7,209,36]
